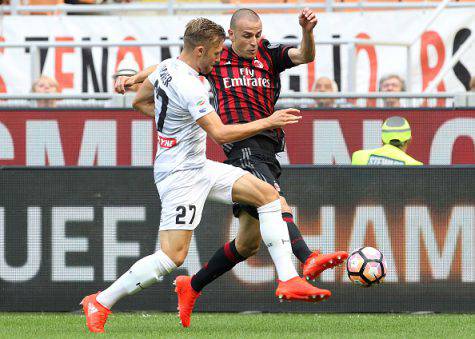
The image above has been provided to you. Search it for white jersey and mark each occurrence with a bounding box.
[148,58,215,183]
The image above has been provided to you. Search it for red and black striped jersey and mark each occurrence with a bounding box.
[206,39,295,149]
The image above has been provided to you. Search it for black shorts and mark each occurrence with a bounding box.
[224,136,283,220]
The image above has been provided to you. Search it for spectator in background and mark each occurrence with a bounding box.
[31,75,59,108]
[379,74,405,108]
[312,76,338,107]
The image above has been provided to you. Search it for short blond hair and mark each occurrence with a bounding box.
[31,75,59,93]
[183,18,225,50]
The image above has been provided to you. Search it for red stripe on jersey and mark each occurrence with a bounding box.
[206,43,280,125]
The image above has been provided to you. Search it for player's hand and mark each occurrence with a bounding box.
[114,76,137,94]
[267,108,302,128]
[299,8,318,32]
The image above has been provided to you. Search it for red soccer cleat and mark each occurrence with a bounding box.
[80,292,112,333]
[174,275,201,328]
[276,276,331,302]
[303,250,349,280]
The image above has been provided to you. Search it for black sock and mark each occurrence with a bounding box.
[191,239,246,292]
[283,212,312,263]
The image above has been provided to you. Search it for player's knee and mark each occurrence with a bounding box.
[164,249,188,267]
[258,183,280,206]
[236,238,260,258]
[280,196,291,213]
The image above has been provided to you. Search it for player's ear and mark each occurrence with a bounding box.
[196,45,205,57]
[228,29,235,41]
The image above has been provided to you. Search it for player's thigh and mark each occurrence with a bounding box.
[159,229,193,267]
[207,160,248,204]
[231,173,279,207]
[235,212,261,257]
[156,169,211,232]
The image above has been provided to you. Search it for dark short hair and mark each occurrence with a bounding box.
[183,18,226,50]
[230,8,260,29]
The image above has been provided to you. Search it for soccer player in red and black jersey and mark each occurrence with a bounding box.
[116,8,348,327]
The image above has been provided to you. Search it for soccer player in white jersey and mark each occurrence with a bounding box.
[81,18,330,333]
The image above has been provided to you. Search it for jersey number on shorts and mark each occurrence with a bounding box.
[176,205,196,225]
[154,81,169,132]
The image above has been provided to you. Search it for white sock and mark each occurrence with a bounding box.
[96,250,176,309]
[257,199,298,282]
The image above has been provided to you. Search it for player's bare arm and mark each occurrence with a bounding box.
[197,108,301,145]
[288,8,317,65]
[115,65,158,94]
[131,79,155,117]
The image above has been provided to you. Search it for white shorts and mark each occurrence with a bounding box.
[156,160,248,231]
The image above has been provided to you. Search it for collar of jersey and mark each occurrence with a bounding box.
[176,57,199,77]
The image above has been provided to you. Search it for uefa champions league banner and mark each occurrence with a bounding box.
[0,9,474,95]
[0,167,473,312]
[0,108,474,166]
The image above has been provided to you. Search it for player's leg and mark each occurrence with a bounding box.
[231,173,331,301]
[82,168,207,333]
[189,210,259,294]
[95,230,191,309]
[81,230,189,333]
[280,195,348,280]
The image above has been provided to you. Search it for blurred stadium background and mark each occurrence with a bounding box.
[0,0,474,333]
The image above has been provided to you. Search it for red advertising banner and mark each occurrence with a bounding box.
[0,108,474,166]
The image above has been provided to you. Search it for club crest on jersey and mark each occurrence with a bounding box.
[253,59,264,68]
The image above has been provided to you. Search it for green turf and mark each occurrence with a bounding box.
[0,313,473,338]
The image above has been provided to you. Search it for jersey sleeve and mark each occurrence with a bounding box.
[179,76,215,121]
[262,39,296,73]
[147,68,159,86]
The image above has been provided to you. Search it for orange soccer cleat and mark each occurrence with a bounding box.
[303,250,349,281]
[174,275,201,328]
[276,276,331,302]
[80,292,112,333]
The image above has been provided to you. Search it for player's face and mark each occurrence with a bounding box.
[229,18,262,59]
[198,40,224,74]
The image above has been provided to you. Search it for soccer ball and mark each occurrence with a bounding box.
[346,247,387,287]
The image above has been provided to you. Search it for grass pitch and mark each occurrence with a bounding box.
[0,313,473,338]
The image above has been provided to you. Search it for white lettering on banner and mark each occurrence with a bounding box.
[429,118,475,164]
[405,206,474,282]
[0,123,14,160]
[26,121,65,165]
[131,120,153,166]
[304,206,335,282]
[345,206,398,282]
[51,207,94,282]
[363,120,382,150]
[78,121,116,166]
[0,207,42,282]
[103,207,142,281]
[313,120,351,164]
